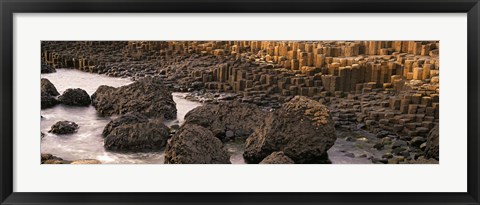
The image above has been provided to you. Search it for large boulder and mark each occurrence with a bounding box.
[104,118,170,151]
[183,101,267,141]
[91,77,177,119]
[102,112,149,137]
[48,121,79,134]
[259,151,294,164]
[244,96,336,164]
[58,88,91,106]
[164,124,231,164]
[41,64,56,73]
[425,124,439,160]
[41,78,60,96]
[41,92,59,109]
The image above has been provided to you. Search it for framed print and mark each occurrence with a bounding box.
[1,0,480,204]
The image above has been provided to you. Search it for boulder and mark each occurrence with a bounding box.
[58,88,91,106]
[183,101,267,141]
[41,64,56,73]
[70,159,102,164]
[102,112,148,137]
[164,124,231,164]
[48,121,79,134]
[244,96,336,164]
[425,124,439,160]
[41,153,70,164]
[91,77,177,119]
[41,92,59,109]
[104,119,170,151]
[259,151,294,164]
[41,78,60,96]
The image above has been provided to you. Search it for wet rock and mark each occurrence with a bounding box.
[58,88,91,106]
[48,121,79,134]
[259,151,294,164]
[41,132,45,139]
[41,92,59,109]
[102,112,148,137]
[425,124,439,160]
[41,78,60,96]
[410,137,426,147]
[104,119,169,152]
[244,96,336,164]
[91,77,177,119]
[183,101,266,141]
[373,142,384,150]
[70,159,102,164]
[41,64,56,73]
[41,153,70,164]
[164,124,230,164]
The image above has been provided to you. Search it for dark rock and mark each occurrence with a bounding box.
[373,142,384,150]
[48,121,79,134]
[41,153,70,164]
[244,96,336,164]
[91,77,177,119]
[410,137,426,147]
[41,92,59,109]
[391,140,408,149]
[183,101,266,141]
[259,151,294,164]
[41,78,60,96]
[425,124,439,160]
[164,124,230,164]
[58,88,91,106]
[102,112,148,137]
[41,64,56,73]
[104,118,169,152]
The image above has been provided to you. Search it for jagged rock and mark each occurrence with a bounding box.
[425,124,439,160]
[58,88,91,106]
[259,151,294,164]
[48,121,79,134]
[91,77,177,119]
[183,101,267,141]
[41,78,60,96]
[244,96,336,164]
[41,64,56,73]
[104,118,170,152]
[70,159,102,164]
[165,124,230,164]
[102,112,148,137]
[41,92,59,109]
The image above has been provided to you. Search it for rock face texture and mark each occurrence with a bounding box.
[183,102,267,141]
[102,112,149,137]
[259,151,294,164]
[70,159,102,164]
[58,88,91,106]
[164,124,231,164]
[244,96,336,164]
[91,77,177,119]
[41,64,56,73]
[41,78,60,109]
[103,118,170,152]
[425,124,439,160]
[41,78,60,96]
[48,121,79,134]
[41,92,59,109]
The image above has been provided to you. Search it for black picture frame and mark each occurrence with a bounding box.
[1,0,479,204]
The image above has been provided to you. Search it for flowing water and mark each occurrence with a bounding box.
[41,69,372,164]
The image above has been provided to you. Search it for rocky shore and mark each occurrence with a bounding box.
[41,41,440,164]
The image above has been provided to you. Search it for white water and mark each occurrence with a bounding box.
[41,69,205,164]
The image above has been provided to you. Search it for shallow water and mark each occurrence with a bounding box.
[41,69,246,164]
[41,69,373,164]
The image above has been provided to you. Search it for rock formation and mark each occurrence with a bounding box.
[244,96,336,164]
[91,77,177,119]
[58,88,91,106]
[183,101,267,141]
[48,121,79,134]
[164,124,231,164]
[425,124,439,160]
[259,151,294,164]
